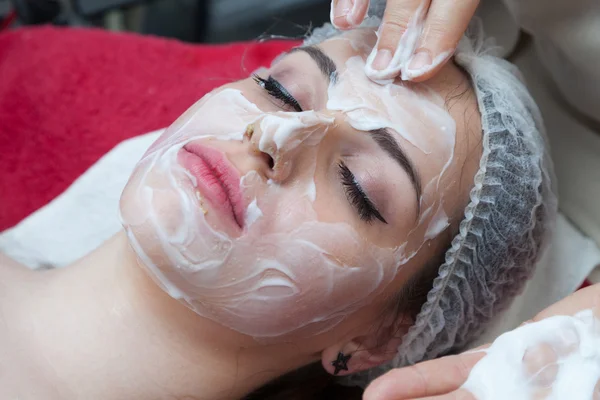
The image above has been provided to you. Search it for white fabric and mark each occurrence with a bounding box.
[475,0,520,58]
[512,36,600,251]
[504,0,600,287]
[0,130,163,269]
[474,1,600,252]
[501,0,600,123]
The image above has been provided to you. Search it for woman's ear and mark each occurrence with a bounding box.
[321,317,409,376]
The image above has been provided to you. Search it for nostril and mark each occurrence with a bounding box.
[262,152,274,170]
[268,156,274,170]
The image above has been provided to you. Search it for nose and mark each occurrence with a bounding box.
[246,112,334,182]
[244,122,277,180]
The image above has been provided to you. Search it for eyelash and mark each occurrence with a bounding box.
[338,162,387,224]
[253,74,303,112]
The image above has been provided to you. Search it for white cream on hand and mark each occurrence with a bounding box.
[463,309,600,399]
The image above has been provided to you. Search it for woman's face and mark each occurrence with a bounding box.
[120,29,481,340]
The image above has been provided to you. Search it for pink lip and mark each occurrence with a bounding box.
[178,143,245,229]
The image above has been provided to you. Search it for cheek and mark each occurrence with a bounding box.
[143,107,197,157]
[121,155,189,232]
[204,218,398,339]
[145,81,268,156]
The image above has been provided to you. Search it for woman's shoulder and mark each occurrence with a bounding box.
[0,252,33,281]
[0,252,27,269]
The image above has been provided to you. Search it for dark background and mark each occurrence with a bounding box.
[0,0,332,43]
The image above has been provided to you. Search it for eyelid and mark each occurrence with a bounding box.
[338,162,388,224]
[268,59,323,110]
[253,74,303,112]
[355,176,387,224]
[271,77,303,112]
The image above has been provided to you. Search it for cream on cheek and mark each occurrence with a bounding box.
[119,51,457,340]
[120,88,402,339]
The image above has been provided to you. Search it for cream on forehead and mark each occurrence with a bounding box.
[328,55,455,156]
[120,50,458,339]
[362,0,453,83]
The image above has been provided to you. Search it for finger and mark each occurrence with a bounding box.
[330,0,370,30]
[364,0,431,82]
[363,350,486,400]
[404,0,480,82]
[417,388,477,400]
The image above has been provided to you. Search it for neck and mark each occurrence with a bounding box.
[1,232,315,400]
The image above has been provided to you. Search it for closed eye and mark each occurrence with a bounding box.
[253,75,303,112]
[338,162,387,224]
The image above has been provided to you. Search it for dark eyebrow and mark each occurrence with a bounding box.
[289,46,338,83]
[370,128,422,210]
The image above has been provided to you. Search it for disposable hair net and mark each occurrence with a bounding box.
[390,23,556,372]
[305,3,557,387]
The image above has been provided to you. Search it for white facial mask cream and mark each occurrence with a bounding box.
[363,0,453,83]
[120,43,457,340]
[463,309,600,400]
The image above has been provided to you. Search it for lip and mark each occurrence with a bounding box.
[178,142,245,230]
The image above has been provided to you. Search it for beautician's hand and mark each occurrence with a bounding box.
[363,348,483,399]
[363,284,600,400]
[330,0,480,82]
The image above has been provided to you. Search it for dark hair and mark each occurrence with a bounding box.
[243,234,451,400]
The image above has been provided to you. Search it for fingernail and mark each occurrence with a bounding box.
[372,49,392,71]
[333,0,353,20]
[407,50,432,72]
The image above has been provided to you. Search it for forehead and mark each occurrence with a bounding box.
[316,29,477,121]
[315,28,478,124]
[316,28,482,215]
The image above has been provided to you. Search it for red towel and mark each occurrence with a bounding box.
[0,26,298,231]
